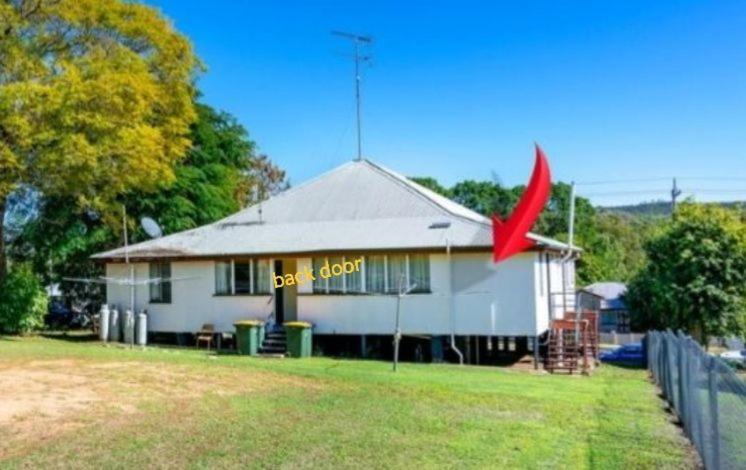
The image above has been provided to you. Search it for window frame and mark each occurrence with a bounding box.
[149,262,172,304]
[214,258,271,296]
[310,254,431,296]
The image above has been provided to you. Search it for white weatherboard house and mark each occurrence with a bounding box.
[95,159,577,359]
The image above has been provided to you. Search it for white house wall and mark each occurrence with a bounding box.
[106,251,561,337]
[534,253,551,333]
[106,261,272,333]
[295,252,541,336]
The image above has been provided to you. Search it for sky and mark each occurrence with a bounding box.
[145,0,746,206]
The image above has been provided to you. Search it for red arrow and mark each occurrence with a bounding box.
[492,144,552,263]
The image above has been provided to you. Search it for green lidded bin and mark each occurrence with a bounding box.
[284,322,313,358]
[234,320,263,356]
[257,323,266,345]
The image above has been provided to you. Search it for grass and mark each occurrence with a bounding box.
[0,334,695,469]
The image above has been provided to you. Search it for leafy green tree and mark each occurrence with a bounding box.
[126,104,287,233]
[0,0,200,280]
[449,180,521,220]
[410,177,451,198]
[405,175,659,285]
[13,102,286,299]
[582,212,656,282]
[626,203,746,343]
[0,263,48,334]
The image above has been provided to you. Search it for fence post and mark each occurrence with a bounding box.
[676,331,687,429]
[707,356,720,470]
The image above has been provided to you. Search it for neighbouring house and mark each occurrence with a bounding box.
[583,282,630,333]
[94,159,579,362]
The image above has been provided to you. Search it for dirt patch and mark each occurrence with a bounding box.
[0,368,97,423]
[0,358,314,460]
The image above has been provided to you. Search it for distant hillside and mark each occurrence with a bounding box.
[601,200,746,217]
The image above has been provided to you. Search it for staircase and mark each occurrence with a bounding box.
[581,311,600,364]
[260,329,287,356]
[545,319,582,374]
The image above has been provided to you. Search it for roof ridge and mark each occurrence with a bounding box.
[360,159,490,226]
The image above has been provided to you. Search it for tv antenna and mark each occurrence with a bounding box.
[331,30,372,161]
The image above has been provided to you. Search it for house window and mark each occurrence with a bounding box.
[327,256,344,293]
[215,261,232,295]
[253,259,270,294]
[344,256,362,293]
[234,261,251,294]
[386,254,407,293]
[365,255,386,293]
[149,262,172,303]
[312,258,327,293]
[408,254,430,293]
[214,259,271,295]
[310,254,430,295]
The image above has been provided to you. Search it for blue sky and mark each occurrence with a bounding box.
[146,0,746,205]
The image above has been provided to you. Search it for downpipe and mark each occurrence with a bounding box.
[446,238,464,365]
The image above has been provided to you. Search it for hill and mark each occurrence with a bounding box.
[600,200,745,217]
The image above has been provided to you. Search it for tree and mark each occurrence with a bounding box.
[626,203,746,343]
[0,0,199,280]
[0,263,48,334]
[450,180,521,220]
[405,175,656,285]
[578,212,656,282]
[410,177,451,198]
[126,104,287,233]
[13,102,287,301]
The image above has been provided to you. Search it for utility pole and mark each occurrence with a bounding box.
[567,182,576,250]
[671,177,682,217]
[332,30,372,161]
[561,182,576,316]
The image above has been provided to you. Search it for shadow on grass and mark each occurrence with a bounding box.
[215,349,240,356]
[601,361,647,370]
[40,331,98,342]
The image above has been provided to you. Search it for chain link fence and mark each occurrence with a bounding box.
[647,330,746,470]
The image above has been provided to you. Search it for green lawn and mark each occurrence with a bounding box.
[0,334,695,469]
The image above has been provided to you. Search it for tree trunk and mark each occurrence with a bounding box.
[0,196,6,282]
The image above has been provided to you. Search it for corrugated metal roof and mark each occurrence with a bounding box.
[93,159,573,260]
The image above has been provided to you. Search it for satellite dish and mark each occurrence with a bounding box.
[141,217,162,239]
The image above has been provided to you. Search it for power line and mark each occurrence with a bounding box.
[575,177,671,186]
[682,189,746,194]
[576,176,746,186]
[578,189,670,197]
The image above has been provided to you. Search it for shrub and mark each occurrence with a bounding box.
[0,264,48,335]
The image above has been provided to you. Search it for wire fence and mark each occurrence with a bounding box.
[647,330,746,470]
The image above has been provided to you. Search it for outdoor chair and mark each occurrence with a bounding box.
[196,323,215,350]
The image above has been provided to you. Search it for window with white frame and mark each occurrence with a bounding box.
[149,262,172,303]
[234,261,251,294]
[252,259,271,294]
[311,254,430,295]
[365,255,386,294]
[215,261,232,294]
[327,256,344,293]
[312,257,326,293]
[386,254,406,293]
[214,259,270,295]
[408,254,430,293]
